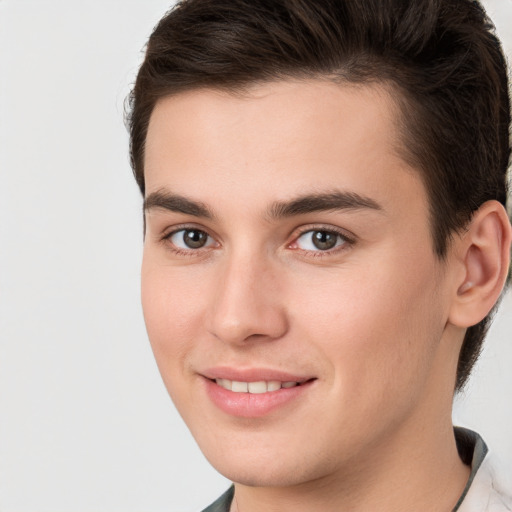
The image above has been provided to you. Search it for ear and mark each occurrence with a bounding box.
[448,200,512,328]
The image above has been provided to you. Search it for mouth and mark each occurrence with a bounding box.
[212,378,312,394]
[202,371,317,418]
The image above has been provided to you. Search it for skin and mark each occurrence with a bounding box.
[141,80,510,512]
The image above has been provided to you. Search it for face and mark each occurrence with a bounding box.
[141,80,460,487]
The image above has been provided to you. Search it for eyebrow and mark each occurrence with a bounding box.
[143,189,383,220]
[144,190,214,219]
[267,191,383,219]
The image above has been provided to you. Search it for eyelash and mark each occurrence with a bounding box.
[160,225,355,258]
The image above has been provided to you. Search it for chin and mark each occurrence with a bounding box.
[201,443,334,489]
[214,461,307,488]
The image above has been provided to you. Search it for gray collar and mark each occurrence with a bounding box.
[452,427,488,511]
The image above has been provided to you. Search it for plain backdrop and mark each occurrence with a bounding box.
[0,1,511,511]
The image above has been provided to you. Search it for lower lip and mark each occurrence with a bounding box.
[204,378,314,418]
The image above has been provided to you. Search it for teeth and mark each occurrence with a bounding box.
[215,379,300,393]
[248,381,267,394]
[217,378,231,389]
[231,380,248,392]
[267,380,281,392]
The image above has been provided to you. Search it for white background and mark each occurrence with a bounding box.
[0,1,511,511]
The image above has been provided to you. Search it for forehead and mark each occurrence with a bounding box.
[144,80,424,219]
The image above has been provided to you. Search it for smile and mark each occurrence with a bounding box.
[204,374,316,418]
[215,379,300,393]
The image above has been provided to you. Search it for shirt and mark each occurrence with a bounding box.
[201,428,512,512]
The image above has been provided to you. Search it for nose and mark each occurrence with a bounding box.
[206,252,289,345]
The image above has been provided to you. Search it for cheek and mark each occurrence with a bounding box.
[141,260,206,369]
[294,256,444,396]
[140,261,215,418]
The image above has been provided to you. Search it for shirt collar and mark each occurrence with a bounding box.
[452,427,488,511]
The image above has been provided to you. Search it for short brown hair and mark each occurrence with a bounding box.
[127,0,511,391]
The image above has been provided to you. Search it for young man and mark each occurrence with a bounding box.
[127,1,512,510]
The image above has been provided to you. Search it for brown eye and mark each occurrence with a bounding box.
[312,231,338,250]
[295,229,346,251]
[169,229,213,249]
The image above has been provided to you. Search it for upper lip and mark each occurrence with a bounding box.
[201,366,314,383]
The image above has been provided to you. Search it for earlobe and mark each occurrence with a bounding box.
[449,200,512,328]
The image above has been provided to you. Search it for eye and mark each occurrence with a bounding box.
[294,229,348,251]
[168,228,215,250]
